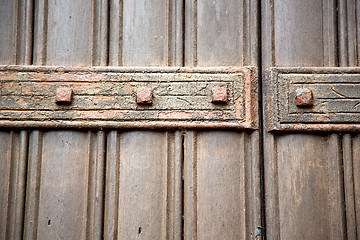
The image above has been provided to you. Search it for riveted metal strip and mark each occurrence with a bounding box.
[0,65,257,130]
[266,67,360,132]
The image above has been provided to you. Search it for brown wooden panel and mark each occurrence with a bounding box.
[23,131,105,240]
[0,0,17,64]
[109,0,183,66]
[104,131,182,240]
[277,134,344,239]
[0,0,33,65]
[338,0,360,67]
[185,0,258,66]
[351,135,360,238]
[261,0,347,239]
[183,1,261,240]
[33,0,107,66]
[0,131,28,240]
[343,134,359,239]
[184,131,260,240]
[0,132,12,240]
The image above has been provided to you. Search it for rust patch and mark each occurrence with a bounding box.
[295,88,313,107]
[0,65,258,130]
[211,87,228,103]
[136,87,152,104]
[55,87,73,104]
[266,67,360,132]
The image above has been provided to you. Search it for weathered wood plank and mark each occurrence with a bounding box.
[184,131,260,240]
[28,131,105,240]
[262,1,345,239]
[0,131,28,240]
[0,0,17,64]
[0,0,33,65]
[0,132,12,240]
[104,131,181,240]
[33,0,107,66]
[196,132,246,239]
[352,135,360,238]
[86,131,106,240]
[109,0,183,66]
[23,131,43,240]
[273,0,327,67]
[276,134,344,239]
[342,134,358,240]
[185,0,258,66]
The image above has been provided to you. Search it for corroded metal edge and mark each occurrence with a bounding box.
[0,65,258,130]
[266,67,360,132]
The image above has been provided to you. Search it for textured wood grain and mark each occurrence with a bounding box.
[0,131,28,240]
[33,0,107,66]
[22,131,105,240]
[351,134,360,239]
[0,0,33,65]
[109,0,183,66]
[104,131,182,240]
[185,0,258,66]
[0,132,12,240]
[342,134,358,239]
[184,131,260,240]
[183,1,261,240]
[337,2,360,238]
[277,134,344,239]
[262,0,347,239]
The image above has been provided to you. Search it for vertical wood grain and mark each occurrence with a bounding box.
[109,0,183,66]
[0,132,12,240]
[33,0,108,66]
[343,134,358,239]
[0,131,28,240]
[352,135,360,239]
[183,1,261,239]
[86,132,106,240]
[104,131,182,240]
[24,131,43,240]
[276,135,344,239]
[262,0,344,239]
[23,131,105,240]
[338,1,359,238]
[338,0,359,67]
[185,0,258,66]
[104,131,120,240]
[184,131,259,240]
[184,131,197,240]
[0,0,33,65]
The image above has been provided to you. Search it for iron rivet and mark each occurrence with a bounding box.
[55,87,73,104]
[212,87,228,103]
[136,87,152,104]
[295,88,314,107]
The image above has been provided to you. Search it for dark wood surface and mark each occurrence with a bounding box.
[2,0,360,239]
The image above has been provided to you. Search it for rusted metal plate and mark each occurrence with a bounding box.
[266,67,360,132]
[0,65,257,129]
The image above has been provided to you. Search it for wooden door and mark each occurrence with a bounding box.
[1,0,359,240]
[262,0,360,239]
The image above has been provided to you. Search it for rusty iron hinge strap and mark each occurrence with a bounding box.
[265,67,360,132]
[0,65,258,130]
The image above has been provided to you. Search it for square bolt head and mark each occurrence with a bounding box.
[136,87,152,104]
[296,88,314,107]
[212,87,228,103]
[55,87,73,104]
